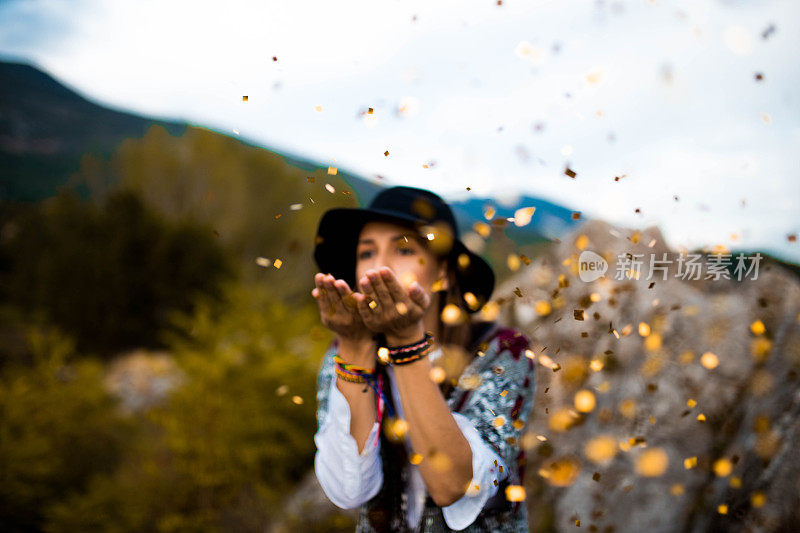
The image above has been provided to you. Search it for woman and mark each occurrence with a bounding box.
[312,186,535,532]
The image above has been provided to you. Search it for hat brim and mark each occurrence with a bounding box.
[313,207,495,312]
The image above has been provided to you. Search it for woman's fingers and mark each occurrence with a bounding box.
[359,275,380,310]
[323,275,349,315]
[408,281,430,309]
[333,279,359,312]
[367,270,395,306]
[353,292,378,327]
[379,267,411,305]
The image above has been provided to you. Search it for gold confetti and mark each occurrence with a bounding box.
[639,322,651,336]
[378,347,390,364]
[458,373,483,390]
[479,301,500,321]
[314,105,323,112]
[548,408,576,432]
[275,385,289,396]
[429,366,446,383]
[589,359,604,371]
[750,319,765,335]
[575,234,589,250]
[507,254,521,271]
[242,95,248,101]
[684,456,698,469]
[574,390,596,413]
[256,257,272,267]
[325,183,336,194]
[484,205,496,220]
[505,485,526,501]
[697,413,707,422]
[565,167,577,178]
[584,435,617,464]
[493,416,506,428]
[395,302,408,315]
[500,390,509,397]
[513,419,525,430]
[713,458,733,477]
[670,484,685,496]
[385,418,408,441]
[644,333,662,352]
[751,491,766,508]
[535,300,552,316]
[701,352,719,369]
[513,207,536,227]
[729,476,742,488]
[410,453,423,465]
[327,166,338,175]
[273,259,283,269]
[291,395,304,405]
[368,299,378,309]
[473,222,491,238]
[428,450,452,472]
[717,504,728,515]
[541,457,580,486]
[463,292,480,311]
[441,304,463,325]
[687,398,697,408]
[636,448,669,477]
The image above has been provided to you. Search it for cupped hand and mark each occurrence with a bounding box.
[352,266,431,339]
[312,273,373,341]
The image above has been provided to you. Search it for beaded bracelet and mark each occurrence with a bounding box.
[381,332,434,365]
[332,352,397,449]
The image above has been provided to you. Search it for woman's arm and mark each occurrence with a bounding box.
[314,340,384,509]
[388,328,474,507]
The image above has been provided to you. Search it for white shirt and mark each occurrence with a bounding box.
[314,347,509,531]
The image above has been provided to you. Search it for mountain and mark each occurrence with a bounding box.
[0,59,579,244]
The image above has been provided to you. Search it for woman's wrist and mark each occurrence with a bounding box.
[336,335,377,367]
[385,324,426,347]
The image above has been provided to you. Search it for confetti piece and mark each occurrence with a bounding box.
[541,458,580,486]
[687,398,697,408]
[636,448,669,477]
[429,366,446,383]
[289,203,302,211]
[535,300,552,316]
[384,150,389,156]
[565,167,577,178]
[514,207,536,227]
[256,257,272,267]
[750,320,765,335]
[589,359,603,371]
[684,456,698,469]
[500,390,509,397]
[639,322,651,336]
[574,309,585,321]
[584,435,617,464]
[701,352,719,369]
[574,390,596,412]
[751,491,766,507]
[493,416,506,428]
[514,287,523,298]
[592,472,601,482]
[473,222,491,238]
[483,205,496,220]
[327,166,338,175]
[291,395,303,405]
[697,413,707,422]
[713,458,733,477]
[441,304,463,324]
[273,259,283,269]
[508,254,521,271]
[410,453,423,465]
[463,292,480,311]
[275,385,289,396]
[368,300,378,309]
[505,485,526,501]
[717,504,728,515]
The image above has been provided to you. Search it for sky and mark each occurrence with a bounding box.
[1,0,799,263]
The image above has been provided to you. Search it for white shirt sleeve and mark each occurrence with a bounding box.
[441,412,509,531]
[314,375,383,509]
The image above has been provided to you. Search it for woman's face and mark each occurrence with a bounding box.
[355,220,447,298]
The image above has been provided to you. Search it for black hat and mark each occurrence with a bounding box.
[313,186,495,313]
